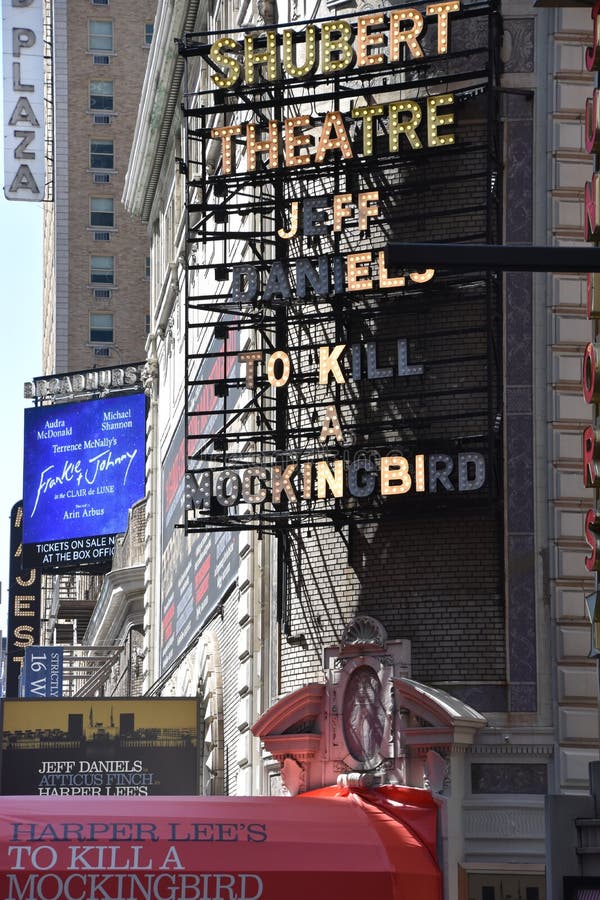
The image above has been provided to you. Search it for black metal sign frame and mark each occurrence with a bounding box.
[180,0,503,534]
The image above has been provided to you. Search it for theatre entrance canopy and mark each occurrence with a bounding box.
[0,787,441,900]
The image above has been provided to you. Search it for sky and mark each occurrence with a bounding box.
[0,184,43,631]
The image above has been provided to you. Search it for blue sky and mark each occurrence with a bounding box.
[0,190,43,630]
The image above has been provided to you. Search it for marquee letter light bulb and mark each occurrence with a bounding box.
[316,460,344,498]
[321,20,354,74]
[283,25,317,78]
[210,125,242,175]
[246,120,279,171]
[244,30,278,85]
[333,193,353,232]
[314,111,353,163]
[266,350,291,387]
[209,37,242,88]
[351,105,384,156]
[356,13,386,68]
[426,2,461,54]
[284,115,312,167]
[388,101,422,151]
[242,467,268,504]
[427,93,455,146]
[381,456,412,495]
[389,9,425,61]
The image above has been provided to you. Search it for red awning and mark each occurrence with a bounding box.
[0,786,441,900]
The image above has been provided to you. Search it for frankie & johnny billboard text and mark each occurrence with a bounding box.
[22,393,146,568]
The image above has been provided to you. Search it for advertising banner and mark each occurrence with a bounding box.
[2,0,45,200]
[20,646,63,698]
[22,393,146,570]
[160,416,237,671]
[0,698,199,796]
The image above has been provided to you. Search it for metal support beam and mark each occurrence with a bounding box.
[385,242,600,273]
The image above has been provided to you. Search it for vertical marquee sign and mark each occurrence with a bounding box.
[2,0,45,200]
[6,500,41,698]
[181,1,503,532]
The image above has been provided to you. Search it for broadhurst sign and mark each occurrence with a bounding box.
[22,393,146,570]
[2,0,44,200]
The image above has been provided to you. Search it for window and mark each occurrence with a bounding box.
[468,874,545,900]
[90,255,114,284]
[90,80,113,111]
[144,23,153,46]
[90,139,114,169]
[89,21,113,52]
[90,197,114,228]
[92,0,109,6]
[90,313,114,343]
[145,256,151,279]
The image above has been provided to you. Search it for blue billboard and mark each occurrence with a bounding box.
[22,394,146,549]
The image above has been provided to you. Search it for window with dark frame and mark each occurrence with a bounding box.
[89,20,113,52]
[90,255,114,284]
[90,80,113,111]
[90,197,114,228]
[90,313,114,344]
[90,139,114,169]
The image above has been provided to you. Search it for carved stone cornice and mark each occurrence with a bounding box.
[252,684,325,738]
[261,733,322,763]
[469,743,554,757]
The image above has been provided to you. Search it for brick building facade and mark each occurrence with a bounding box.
[43,0,155,374]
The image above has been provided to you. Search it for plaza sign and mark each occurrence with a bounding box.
[2,0,44,200]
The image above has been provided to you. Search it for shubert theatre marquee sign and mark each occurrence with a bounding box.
[182,1,500,529]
